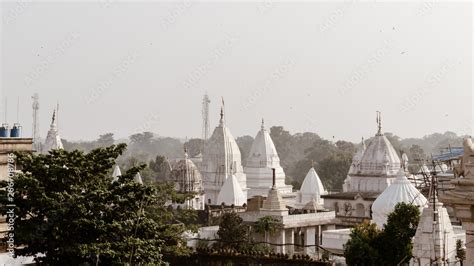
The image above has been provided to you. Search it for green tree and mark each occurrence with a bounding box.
[0,144,195,265]
[344,222,381,266]
[97,133,115,147]
[254,216,283,245]
[456,239,466,266]
[377,202,421,265]
[184,138,205,158]
[344,203,421,266]
[216,212,249,251]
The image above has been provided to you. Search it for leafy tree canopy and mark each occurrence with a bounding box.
[0,144,196,265]
[344,203,421,266]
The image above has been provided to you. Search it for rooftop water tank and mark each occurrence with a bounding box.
[0,123,10,138]
[10,123,21,138]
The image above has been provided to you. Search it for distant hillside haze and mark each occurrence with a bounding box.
[62,128,467,191]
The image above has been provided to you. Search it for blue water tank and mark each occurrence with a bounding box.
[10,123,21,138]
[0,123,10,137]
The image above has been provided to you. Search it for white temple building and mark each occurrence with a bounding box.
[343,121,401,193]
[323,113,403,226]
[240,170,336,256]
[372,168,428,228]
[170,147,205,210]
[201,104,247,205]
[216,174,246,206]
[245,120,292,198]
[298,166,327,206]
[44,109,63,152]
[412,193,464,265]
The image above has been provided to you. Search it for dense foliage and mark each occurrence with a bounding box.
[0,144,196,265]
[62,129,467,192]
[344,203,421,266]
[216,212,272,254]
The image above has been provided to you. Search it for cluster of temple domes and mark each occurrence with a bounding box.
[198,103,330,208]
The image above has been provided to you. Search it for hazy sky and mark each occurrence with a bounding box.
[1,1,472,143]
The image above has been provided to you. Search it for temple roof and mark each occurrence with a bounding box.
[352,113,401,177]
[171,148,203,193]
[203,104,243,177]
[372,169,427,227]
[348,138,367,175]
[356,133,401,177]
[246,119,281,168]
[302,198,326,211]
[112,165,121,182]
[300,167,327,198]
[217,175,246,206]
[44,109,64,152]
[262,185,287,212]
[134,172,144,185]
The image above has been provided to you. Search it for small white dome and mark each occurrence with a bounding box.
[246,120,281,168]
[372,169,427,228]
[300,167,327,204]
[217,175,246,206]
[134,172,144,185]
[112,165,122,182]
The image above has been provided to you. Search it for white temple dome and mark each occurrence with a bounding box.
[246,120,280,168]
[217,175,246,206]
[171,153,204,193]
[357,133,401,177]
[299,167,327,205]
[372,169,427,228]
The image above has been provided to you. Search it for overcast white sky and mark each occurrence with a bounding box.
[1,1,472,142]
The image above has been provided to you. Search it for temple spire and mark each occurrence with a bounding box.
[184,144,188,159]
[51,109,57,127]
[219,97,225,126]
[376,111,382,135]
[261,118,265,130]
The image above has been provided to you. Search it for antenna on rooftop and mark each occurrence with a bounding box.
[32,93,41,152]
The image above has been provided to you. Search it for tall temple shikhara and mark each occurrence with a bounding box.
[44,109,63,152]
[245,119,292,198]
[201,100,247,205]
